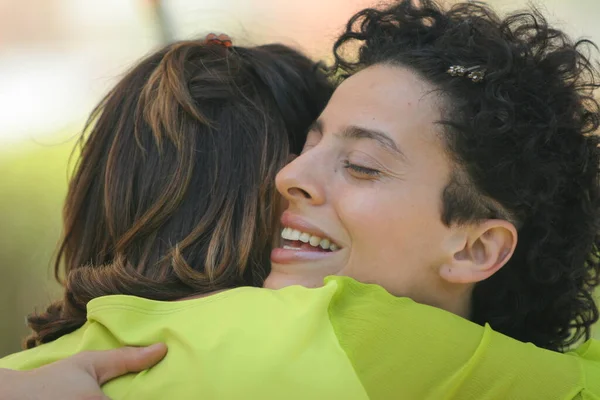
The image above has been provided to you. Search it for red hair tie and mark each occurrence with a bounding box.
[204,33,233,48]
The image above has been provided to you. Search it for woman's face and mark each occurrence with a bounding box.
[265,64,473,311]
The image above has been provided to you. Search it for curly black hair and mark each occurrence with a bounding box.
[332,0,600,351]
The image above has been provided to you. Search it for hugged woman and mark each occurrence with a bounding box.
[3,1,600,399]
[1,39,347,399]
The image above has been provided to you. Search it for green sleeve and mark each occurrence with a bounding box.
[327,276,599,400]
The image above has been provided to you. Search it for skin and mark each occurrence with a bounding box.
[267,64,517,317]
[1,344,167,400]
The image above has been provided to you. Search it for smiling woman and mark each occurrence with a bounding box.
[271,0,600,352]
[270,64,499,316]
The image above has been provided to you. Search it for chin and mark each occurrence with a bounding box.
[262,271,326,290]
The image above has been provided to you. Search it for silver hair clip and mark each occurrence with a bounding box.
[447,65,486,83]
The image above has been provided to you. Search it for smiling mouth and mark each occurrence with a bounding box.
[280,227,340,252]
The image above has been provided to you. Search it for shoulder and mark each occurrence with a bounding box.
[569,339,600,396]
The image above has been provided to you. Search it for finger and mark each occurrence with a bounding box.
[79,343,168,385]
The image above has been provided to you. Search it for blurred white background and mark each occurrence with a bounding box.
[1,0,599,145]
[0,0,377,145]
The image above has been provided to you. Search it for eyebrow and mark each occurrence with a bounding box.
[310,120,407,162]
[342,125,405,157]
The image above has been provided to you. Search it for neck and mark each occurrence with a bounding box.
[437,282,473,319]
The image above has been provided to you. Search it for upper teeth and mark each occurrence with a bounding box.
[281,227,339,251]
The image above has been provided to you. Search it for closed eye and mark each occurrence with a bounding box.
[343,160,381,177]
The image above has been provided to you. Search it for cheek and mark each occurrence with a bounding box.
[336,186,447,292]
[340,187,430,249]
[338,190,421,270]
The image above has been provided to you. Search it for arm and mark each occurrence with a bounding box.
[0,344,167,400]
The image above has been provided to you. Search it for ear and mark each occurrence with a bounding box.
[439,220,517,284]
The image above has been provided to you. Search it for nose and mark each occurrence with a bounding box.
[276,151,326,206]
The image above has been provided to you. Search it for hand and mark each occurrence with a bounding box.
[0,343,167,400]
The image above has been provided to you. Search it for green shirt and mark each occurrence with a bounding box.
[1,276,599,399]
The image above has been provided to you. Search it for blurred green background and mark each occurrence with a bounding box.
[1,0,599,357]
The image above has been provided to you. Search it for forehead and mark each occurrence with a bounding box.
[322,64,441,139]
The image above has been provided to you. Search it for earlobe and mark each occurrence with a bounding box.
[439,262,477,284]
[439,220,517,284]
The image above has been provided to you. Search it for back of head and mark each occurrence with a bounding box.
[333,0,600,350]
[26,40,332,348]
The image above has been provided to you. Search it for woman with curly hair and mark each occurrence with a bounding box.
[272,0,600,353]
[2,1,600,399]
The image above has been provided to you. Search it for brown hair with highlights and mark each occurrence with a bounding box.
[25,40,332,348]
